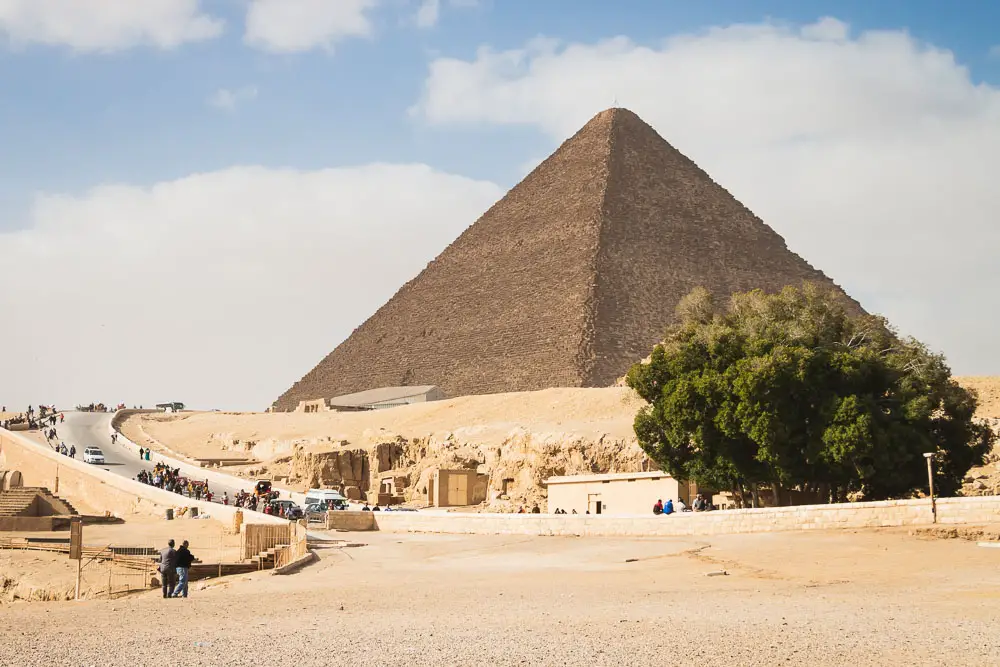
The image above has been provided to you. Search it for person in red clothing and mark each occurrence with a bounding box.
[653,499,664,515]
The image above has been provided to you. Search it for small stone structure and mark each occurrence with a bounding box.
[430,469,489,508]
[295,386,444,413]
[0,470,23,491]
[545,471,681,515]
[0,486,78,531]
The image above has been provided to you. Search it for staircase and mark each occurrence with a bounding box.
[0,487,78,517]
[35,487,78,515]
[0,489,39,516]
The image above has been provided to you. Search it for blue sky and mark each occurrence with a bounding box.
[0,0,998,409]
[2,0,997,224]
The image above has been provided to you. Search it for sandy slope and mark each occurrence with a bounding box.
[128,387,645,462]
[955,376,1000,418]
[127,380,998,467]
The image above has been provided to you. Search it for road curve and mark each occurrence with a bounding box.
[56,411,253,502]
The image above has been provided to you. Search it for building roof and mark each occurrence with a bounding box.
[273,107,861,412]
[544,471,674,485]
[327,385,439,408]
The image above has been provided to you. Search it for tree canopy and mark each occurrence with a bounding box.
[626,284,994,505]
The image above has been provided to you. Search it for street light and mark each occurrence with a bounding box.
[923,452,936,524]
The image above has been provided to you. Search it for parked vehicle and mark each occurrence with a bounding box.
[83,447,105,464]
[269,499,303,520]
[305,502,345,516]
[304,489,348,511]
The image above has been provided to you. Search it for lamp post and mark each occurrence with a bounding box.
[923,452,936,524]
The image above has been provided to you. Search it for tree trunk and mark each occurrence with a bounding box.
[771,480,783,507]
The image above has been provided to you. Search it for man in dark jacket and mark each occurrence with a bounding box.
[159,539,177,598]
[172,540,195,598]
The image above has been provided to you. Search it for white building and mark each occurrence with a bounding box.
[544,471,682,515]
[295,385,444,413]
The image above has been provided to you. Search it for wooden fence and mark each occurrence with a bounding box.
[273,521,309,569]
[241,522,293,562]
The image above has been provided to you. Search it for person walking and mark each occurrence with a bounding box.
[172,540,195,598]
[68,444,76,458]
[158,539,178,599]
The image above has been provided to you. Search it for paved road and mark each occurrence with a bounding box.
[55,411,252,501]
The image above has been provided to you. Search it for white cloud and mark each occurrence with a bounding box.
[0,165,502,411]
[414,0,480,29]
[245,0,378,53]
[415,0,440,28]
[0,0,222,52]
[413,18,1000,374]
[208,86,259,111]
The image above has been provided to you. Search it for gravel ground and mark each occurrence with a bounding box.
[1,529,999,666]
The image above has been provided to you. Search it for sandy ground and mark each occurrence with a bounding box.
[956,376,1000,418]
[0,527,998,665]
[0,514,237,600]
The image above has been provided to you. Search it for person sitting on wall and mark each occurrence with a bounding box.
[361,503,371,511]
[531,504,541,514]
[677,498,689,512]
[372,505,381,511]
[664,499,674,515]
[653,499,663,515]
[571,509,578,514]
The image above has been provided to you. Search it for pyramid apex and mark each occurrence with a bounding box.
[577,107,655,137]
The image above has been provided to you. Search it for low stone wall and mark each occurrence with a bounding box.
[365,496,1000,537]
[326,510,376,531]
[0,429,283,525]
[0,516,56,531]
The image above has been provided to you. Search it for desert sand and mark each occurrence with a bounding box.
[125,379,1000,464]
[126,387,645,460]
[955,376,1000,418]
[1,527,999,665]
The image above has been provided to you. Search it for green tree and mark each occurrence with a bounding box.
[627,284,994,505]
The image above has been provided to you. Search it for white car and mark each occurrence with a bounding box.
[83,447,105,464]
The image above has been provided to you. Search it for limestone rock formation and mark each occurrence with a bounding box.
[275,107,858,411]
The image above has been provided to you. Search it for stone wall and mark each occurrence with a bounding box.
[326,510,376,531]
[364,496,1000,537]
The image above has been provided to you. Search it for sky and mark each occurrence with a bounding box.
[0,0,998,412]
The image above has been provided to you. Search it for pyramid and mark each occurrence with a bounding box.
[273,108,859,411]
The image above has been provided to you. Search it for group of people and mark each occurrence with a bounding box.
[233,489,273,512]
[54,441,75,458]
[1,404,60,430]
[653,494,713,515]
[158,538,196,599]
[360,503,398,512]
[135,463,218,503]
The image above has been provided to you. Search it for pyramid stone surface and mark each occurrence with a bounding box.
[274,108,858,411]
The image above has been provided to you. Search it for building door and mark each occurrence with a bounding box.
[588,494,602,515]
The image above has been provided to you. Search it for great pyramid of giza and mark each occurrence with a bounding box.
[273,108,859,411]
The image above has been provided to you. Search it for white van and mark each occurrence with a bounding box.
[304,488,348,510]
